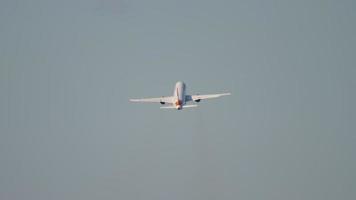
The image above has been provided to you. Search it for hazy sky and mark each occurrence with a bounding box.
[1,0,355,199]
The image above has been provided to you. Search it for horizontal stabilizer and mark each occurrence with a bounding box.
[160,104,198,109]
[183,105,198,108]
[160,106,176,109]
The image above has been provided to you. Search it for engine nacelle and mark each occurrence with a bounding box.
[195,99,201,103]
[160,101,165,105]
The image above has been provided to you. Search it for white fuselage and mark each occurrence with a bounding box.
[173,81,186,110]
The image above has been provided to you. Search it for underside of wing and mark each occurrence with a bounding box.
[130,96,174,104]
[186,93,231,102]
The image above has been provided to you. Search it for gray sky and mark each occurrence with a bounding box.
[1,0,355,199]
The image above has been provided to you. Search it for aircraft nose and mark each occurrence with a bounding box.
[175,100,183,110]
[175,100,182,106]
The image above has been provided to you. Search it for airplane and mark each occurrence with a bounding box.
[130,81,231,110]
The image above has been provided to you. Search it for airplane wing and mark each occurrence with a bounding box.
[130,96,174,104]
[185,93,231,102]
